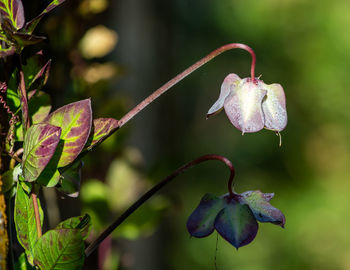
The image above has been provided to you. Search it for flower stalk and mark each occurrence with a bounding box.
[85,154,235,257]
[117,43,257,129]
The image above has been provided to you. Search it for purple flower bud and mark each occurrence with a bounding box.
[207,74,287,134]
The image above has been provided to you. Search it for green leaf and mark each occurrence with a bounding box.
[29,91,52,124]
[0,0,25,30]
[85,118,119,151]
[24,0,66,34]
[57,160,82,197]
[14,183,44,261]
[22,123,61,182]
[56,214,91,240]
[23,52,51,93]
[14,253,36,270]
[45,99,92,167]
[33,215,90,270]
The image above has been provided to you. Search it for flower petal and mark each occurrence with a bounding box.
[214,199,258,249]
[261,83,287,132]
[224,79,266,134]
[207,73,241,117]
[186,194,225,238]
[239,190,286,227]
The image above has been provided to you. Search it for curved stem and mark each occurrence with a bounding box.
[85,154,235,257]
[117,43,256,128]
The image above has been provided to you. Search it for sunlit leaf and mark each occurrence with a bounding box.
[0,0,25,29]
[44,99,92,167]
[186,194,225,238]
[214,200,258,249]
[28,91,51,124]
[85,118,118,150]
[55,214,91,240]
[22,123,61,182]
[14,183,44,263]
[33,215,90,270]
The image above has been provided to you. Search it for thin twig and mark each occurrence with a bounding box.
[85,154,235,257]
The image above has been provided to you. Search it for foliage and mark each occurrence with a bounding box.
[0,0,288,269]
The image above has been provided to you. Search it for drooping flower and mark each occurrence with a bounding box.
[207,74,287,134]
[186,190,285,249]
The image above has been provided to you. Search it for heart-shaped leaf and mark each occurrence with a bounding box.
[33,215,90,270]
[85,118,119,150]
[186,194,225,238]
[214,199,258,249]
[0,0,25,30]
[45,99,92,167]
[14,183,44,263]
[239,190,286,227]
[22,123,61,182]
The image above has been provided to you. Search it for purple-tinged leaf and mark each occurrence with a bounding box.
[214,199,258,249]
[0,44,15,57]
[22,123,61,182]
[207,73,241,117]
[33,214,90,269]
[239,190,286,227]
[24,0,66,34]
[45,99,92,167]
[0,0,25,29]
[14,183,44,262]
[57,160,83,197]
[261,83,287,132]
[224,79,267,134]
[85,118,119,150]
[187,194,225,238]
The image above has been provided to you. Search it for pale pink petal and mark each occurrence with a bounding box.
[261,83,287,132]
[207,73,241,117]
[224,79,266,134]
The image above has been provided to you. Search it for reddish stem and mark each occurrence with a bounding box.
[85,154,235,257]
[117,43,256,128]
[31,193,42,238]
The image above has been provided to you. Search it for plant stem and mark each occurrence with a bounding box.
[117,43,256,128]
[85,154,235,257]
[31,192,42,238]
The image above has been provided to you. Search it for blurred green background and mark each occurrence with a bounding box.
[24,0,350,269]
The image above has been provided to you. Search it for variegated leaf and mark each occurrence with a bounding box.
[0,0,25,29]
[44,99,92,167]
[22,123,61,182]
[85,118,118,150]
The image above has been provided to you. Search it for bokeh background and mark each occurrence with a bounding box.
[22,0,350,269]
